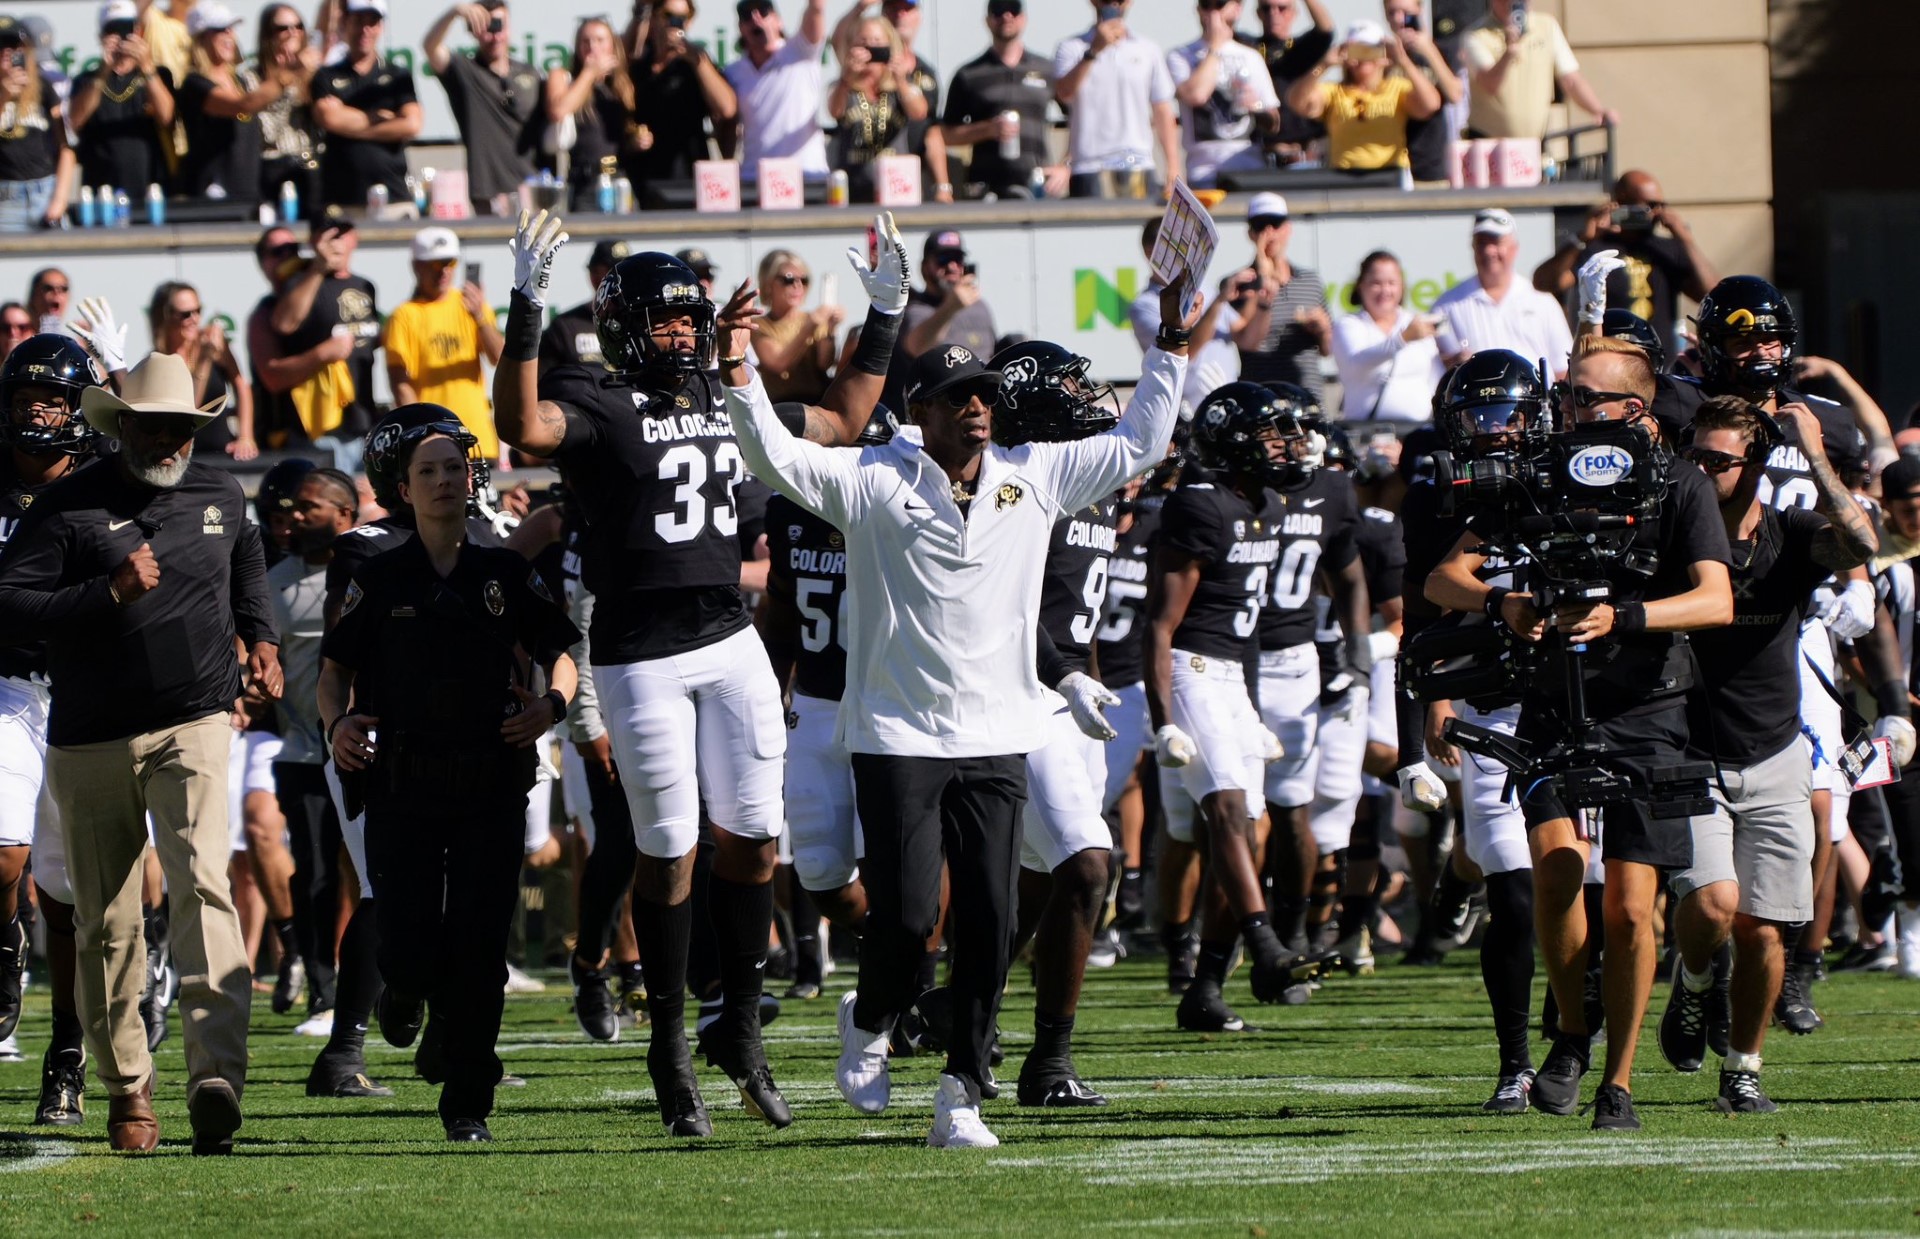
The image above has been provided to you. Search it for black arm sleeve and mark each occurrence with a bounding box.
[230,521,278,646]
[0,513,116,638]
[1036,624,1073,691]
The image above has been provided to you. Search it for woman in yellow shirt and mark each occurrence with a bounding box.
[1285,20,1441,172]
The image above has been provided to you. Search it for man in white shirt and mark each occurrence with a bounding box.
[720,266,1194,1149]
[1054,0,1183,197]
[1462,0,1615,139]
[1434,208,1574,380]
[726,0,829,180]
[1167,0,1280,188]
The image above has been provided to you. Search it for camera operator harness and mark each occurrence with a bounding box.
[1401,419,1716,822]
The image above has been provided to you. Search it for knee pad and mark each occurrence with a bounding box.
[793,846,857,895]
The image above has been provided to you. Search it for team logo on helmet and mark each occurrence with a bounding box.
[999,356,1039,407]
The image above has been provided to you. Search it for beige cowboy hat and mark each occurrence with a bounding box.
[81,352,229,437]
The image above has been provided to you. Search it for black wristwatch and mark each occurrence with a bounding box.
[545,688,568,720]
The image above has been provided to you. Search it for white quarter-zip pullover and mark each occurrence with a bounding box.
[726,350,1185,758]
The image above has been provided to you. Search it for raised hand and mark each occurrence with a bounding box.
[509,209,569,308]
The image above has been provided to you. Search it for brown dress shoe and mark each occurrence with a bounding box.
[108,1079,159,1152]
[188,1079,243,1156]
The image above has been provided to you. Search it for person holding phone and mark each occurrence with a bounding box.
[827,16,925,204]
[383,227,504,463]
[424,0,541,215]
[1053,0,1182,197]
[629,0,736,183]
[69,1,175,202]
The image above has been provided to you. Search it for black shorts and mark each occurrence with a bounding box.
[1517,699,1694,871]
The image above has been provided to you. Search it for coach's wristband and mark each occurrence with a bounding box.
[1614,601,1647,634]
[1874,679,1912,720]
[1482,587,1510,622]
[505,290,544,364]
[849,304,901,377]
[1155,325,1193,350]
[325,714,345,745]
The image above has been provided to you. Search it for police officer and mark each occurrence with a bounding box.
[320,409,579,1143]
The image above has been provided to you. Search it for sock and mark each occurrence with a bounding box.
[49,1004,83,1056]
[619,959,646,996]
[1710,940,1733,987]
[1725,1051,1762,1073]
[1159,920,1193,957]
[1270,895,1309,953]
[790,884,823,987]
[1239,914,1284,967]
[1030,1013,1074,1065]
[632,896,693,1036]
[273,917,299,961]
[914,944,939,996]
[1681,962,1713,992]
[1482,872,1535,1076]
[706,876,774,1029]
[323,901,380,1058]
[1780,922,1806,963]
[1423,865,1473,945]
[1337,890,1380,940]
[1195,940,1233,988]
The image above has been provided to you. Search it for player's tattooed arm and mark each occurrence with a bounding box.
[1782,402,1877,570]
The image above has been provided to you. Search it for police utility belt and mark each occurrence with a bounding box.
[368,738,533,797]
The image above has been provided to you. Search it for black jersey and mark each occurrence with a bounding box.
[542,365,751,663]
[1162,473,1286,661]
[1256,468,1360,651]
[325,509,503,604]
[0,455,89,681]
[1314,504,1404,694]
[1096,499,1161,688]
[1038,494,1122,679]
[1758,390,1861,515]
[766,492,849,702]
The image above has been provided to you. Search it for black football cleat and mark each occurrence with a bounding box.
[0,916,26,1041]
[697,1018,792,1130]
[35,1046,85,1126]
[1176,981,1248,1033]
[570,957,620,1042]
[376,989,424,1050]
[649,1035,712,1138]
[305,1053,395,1099]
[1017,1064,1109,1108]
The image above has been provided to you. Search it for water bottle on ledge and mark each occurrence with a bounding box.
[113,189,132,227]
[278,178,300,223]
[77,185,96,228]
[146,184,165,227]
[596,156,618,213]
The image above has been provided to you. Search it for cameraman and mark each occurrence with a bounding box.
[1426,334,1733,1129]
[1659,396,1876,1115]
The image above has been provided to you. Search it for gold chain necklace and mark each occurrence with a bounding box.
[97,72,144,104]
[950,476,976,507]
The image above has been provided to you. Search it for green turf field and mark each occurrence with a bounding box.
[4,956,1920,1237]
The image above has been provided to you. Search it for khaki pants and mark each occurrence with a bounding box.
[50,712,250,1100]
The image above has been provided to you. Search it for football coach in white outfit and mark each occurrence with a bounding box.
[719,260,1196,1148]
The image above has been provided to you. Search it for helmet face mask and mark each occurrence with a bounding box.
[1438,349,1547,460]
[594,254,717,387]
[0,335,104,457]
[989,342,1119,445]
[1191,381,1318,491]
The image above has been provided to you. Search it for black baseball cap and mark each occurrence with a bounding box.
[1883,454,1920,500]
[903,345,999,409]
[310,204,354,238]
[736,0,775,16]
[0,18,26,48]
[588,239,631,269]
[987,0,1022,14]
[674,247,717,278]
[924,229,967,265]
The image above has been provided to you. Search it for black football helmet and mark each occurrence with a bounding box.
[364,403,481,510]
[254,457,316,525]
[1191,381,1319,490]
[1319,421,1355,472]
[0,334,104,456]
[1601,308,1666,374]
[1437,350,1549,457]
[989,341,1119,446]
[594,252,716,385]
[1693,275,1796,394]
[855,401,898,446]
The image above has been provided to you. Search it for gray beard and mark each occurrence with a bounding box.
[123,449,191,488]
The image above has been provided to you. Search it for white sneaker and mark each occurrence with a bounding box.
[928,1073,999,1148]
[293,1009,336,1038]
[1897,906,1920,980]
[835,990,891,1113]
[0,1033,22,1062]
[504,963,547,994]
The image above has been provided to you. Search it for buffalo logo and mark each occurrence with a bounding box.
[595,269,623,315]
[1189,654,1206,672]
[367,423,400,461]
[999,356,1038,407]
[17,494,30,509]
[995,483,1023,510]
[338,288,373,323]
[944,346,972,369]
[202,505,223,534]
[788,524,803,543]
[828,531,844,548]
[341,581,363,617]
[484,580,505,616]
[675,393,692,409]
[1567,445,1635,487]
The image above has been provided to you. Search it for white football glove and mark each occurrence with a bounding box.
[1875,715,1917,769]
[1398,761,1447,811]
[1256,724,1286,762]
[845,210,910,317]
[1154,724,1196,768]
[1818,578,1877,643]
[1057,671,1121,742]
[1575,247,1624,329]
[69,297,126,373]
[509,209,569,308]
[1331,685,1370,726]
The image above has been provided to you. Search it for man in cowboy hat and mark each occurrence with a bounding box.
[0,350,281,1155]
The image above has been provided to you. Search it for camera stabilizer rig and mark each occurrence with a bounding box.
[1401,420,1715,820]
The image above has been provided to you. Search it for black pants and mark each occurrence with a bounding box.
[850,753,1027,1103]
[365,785,525,1123]
[575,753,637,964]
[275,761,343,1009]
[1879,766,1920,896]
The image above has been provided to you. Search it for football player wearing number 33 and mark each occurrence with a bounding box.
[491,209,904,1138]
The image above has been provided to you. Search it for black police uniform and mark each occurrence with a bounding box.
[1494,463,1733,867]
[322,536,577,1128]
[1095,496,1161,691]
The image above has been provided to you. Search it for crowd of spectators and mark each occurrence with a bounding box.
[0,0,1632,231]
